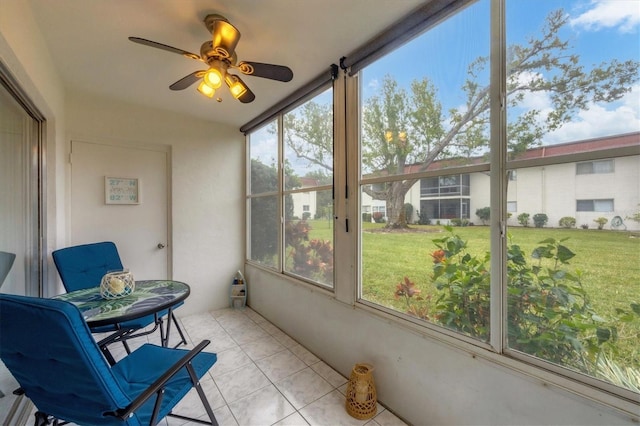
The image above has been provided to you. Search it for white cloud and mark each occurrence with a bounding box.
[543,84,640,143]
[570,0,640,33]
[367,78,380,91]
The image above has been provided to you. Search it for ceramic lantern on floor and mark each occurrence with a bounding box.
[345,363,377,419]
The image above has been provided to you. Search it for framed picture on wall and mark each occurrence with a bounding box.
[105,177,140,204]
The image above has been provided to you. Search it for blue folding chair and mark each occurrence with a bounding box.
[52,242,187,352]
[0,293,218,426]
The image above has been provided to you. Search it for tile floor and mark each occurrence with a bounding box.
[3,306,409,426]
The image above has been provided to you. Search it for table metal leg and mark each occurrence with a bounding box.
[163,308,174,347]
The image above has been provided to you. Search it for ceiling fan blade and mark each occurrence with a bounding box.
[129,37,202,61]
[238,86,256,103]
[237,61,293,82]
[169,71,205,90]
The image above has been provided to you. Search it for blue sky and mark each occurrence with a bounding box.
[362,0,640,145]
[252,0,639,174]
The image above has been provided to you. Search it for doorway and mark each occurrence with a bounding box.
[70,140,171,280]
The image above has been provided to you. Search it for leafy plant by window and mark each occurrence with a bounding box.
[395,227,638,379]
[285,219,334,284]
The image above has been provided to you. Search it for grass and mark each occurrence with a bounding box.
[304,219,640,370]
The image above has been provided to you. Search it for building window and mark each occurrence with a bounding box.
[576,159,614,175]
[507,201,517,213]
[420,198,470,220]
[576,199,614,212]
[420,174,470,197]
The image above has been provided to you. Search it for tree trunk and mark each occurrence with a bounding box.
[385,181,409,229]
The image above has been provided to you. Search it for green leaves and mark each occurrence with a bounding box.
[427,228,637,375]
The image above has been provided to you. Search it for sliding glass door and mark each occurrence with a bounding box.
[0,67,44,297]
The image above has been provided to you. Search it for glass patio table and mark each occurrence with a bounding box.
[53,280,189,363]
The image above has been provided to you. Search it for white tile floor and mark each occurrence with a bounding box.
[2,306,409,426]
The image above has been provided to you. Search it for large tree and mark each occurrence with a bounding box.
[285,9,639,228]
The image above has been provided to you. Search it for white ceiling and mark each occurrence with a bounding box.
[28,0,425,129]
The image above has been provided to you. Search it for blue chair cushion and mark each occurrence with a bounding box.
[52,241,124,292]
[112,344,217,424]
[0,294,132,424]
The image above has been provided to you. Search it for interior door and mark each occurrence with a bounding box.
[70,140,170,280]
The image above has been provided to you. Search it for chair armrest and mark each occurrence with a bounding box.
[106,339,211,420]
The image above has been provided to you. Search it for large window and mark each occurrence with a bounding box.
[248,122,279,268]
[505,0,639,399]
[359,0,492,343]
[247,87,335,288]
[246,0,639,406]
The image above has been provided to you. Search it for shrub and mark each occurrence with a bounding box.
[517,213,530,227]
[533,213,548,228]
[372,212,386,223]
[594,217,608,230]
[404,203,414,224]
[450,218,469,227]
[476,207,491,225]
[559,216,576,228]
[362,213,372,223]
[426,228,632,374]
[302,212,311,220]
[417,210,431,225]
[581,224,589,229]
[285,219,333,283]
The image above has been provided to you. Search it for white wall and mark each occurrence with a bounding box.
[0,0,68,295]
[246,265,638,426]
[2,2,245,312]
[65,90,244,315]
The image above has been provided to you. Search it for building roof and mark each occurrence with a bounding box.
[512,132,639,160]
[400,132,640,174]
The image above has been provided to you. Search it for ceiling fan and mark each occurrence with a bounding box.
[129,14,293,104]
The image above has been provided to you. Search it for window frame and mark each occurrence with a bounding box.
[245,83,337,290]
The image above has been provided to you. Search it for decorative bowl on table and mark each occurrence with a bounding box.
[100,270,135,299]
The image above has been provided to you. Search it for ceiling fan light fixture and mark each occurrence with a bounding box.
[225,74,248,99]
[197,81,215,98]
[203,67,223,89]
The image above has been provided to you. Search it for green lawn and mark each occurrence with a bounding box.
[305,220,640,368]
